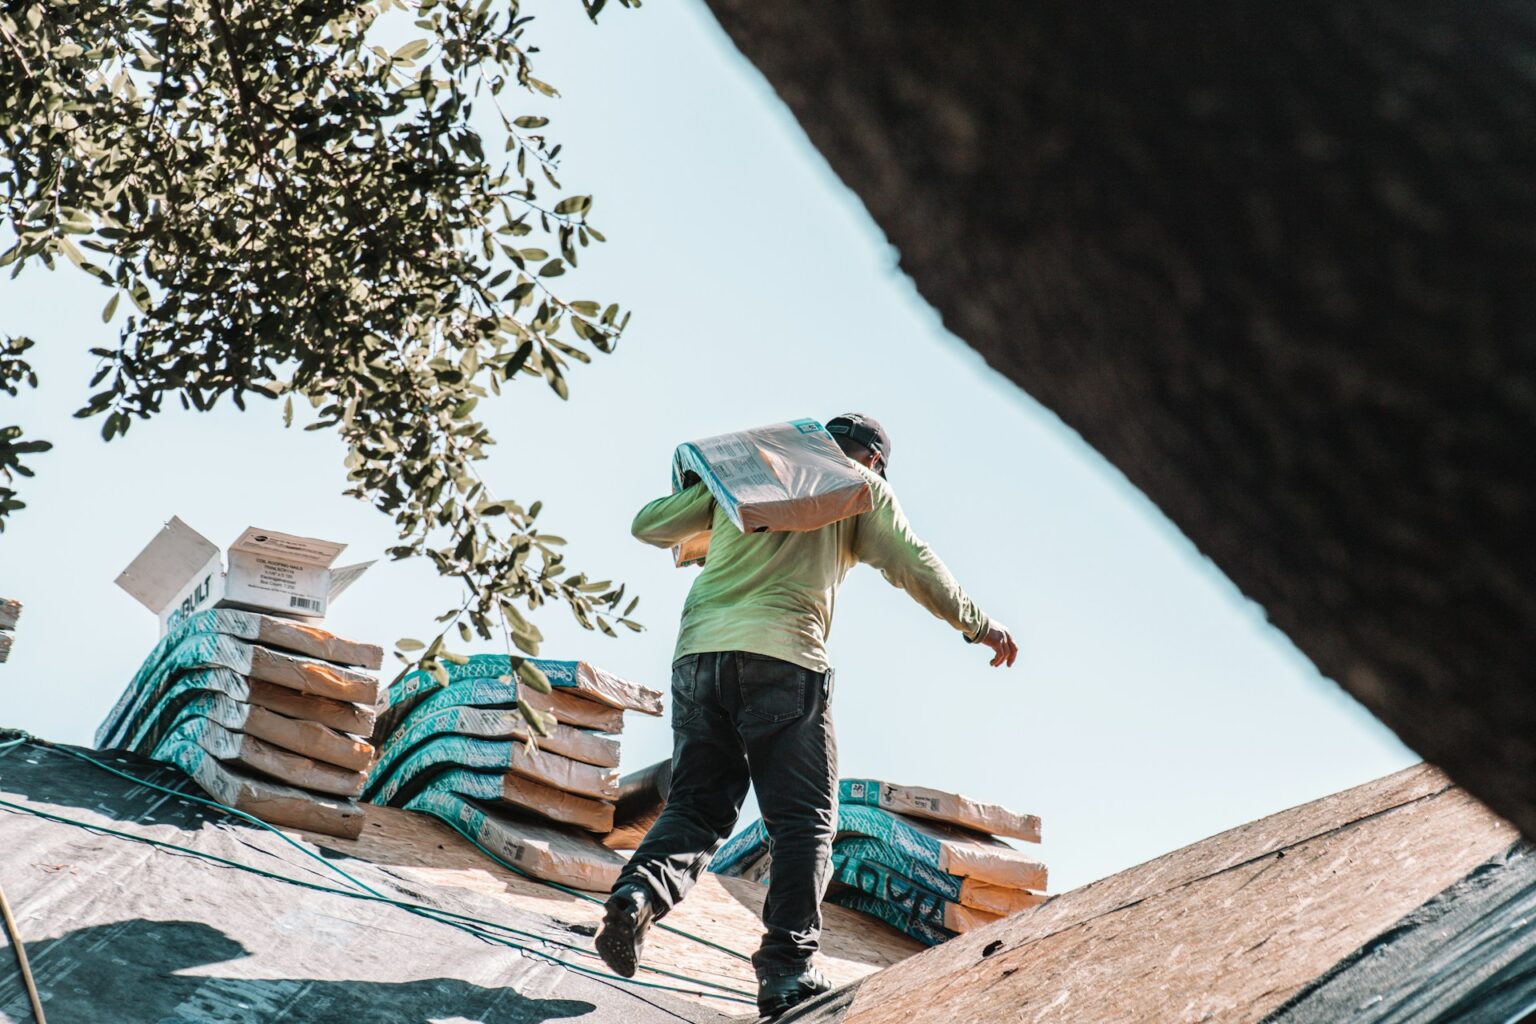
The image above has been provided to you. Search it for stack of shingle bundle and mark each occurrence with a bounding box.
[0,598,18,664]
[711,778,1046,945]
[363,654,663,890]
[95,609,383,838]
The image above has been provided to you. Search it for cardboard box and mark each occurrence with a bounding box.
[670,419,874,566]
[116,517,372,633]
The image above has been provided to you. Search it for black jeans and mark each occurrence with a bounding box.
[615,650,838,977]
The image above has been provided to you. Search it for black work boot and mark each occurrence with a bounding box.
[595,884,656,978]
[757,964,833,1017]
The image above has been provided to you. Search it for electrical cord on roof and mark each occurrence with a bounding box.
[0,880,47,1024]
[0,795,755,1006]
[43,739,754,965]
[431,811,756,963]
[0,738,757,1004]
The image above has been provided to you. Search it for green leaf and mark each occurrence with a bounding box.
[520,704,555,737]
[0,0,641,670]
[516,660,552,694]
[393,39,430,62]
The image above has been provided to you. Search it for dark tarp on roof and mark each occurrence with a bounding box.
[1263,842,1536,1024]
[0,740,731,1024]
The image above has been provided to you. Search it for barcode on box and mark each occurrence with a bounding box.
[289,596,322,612]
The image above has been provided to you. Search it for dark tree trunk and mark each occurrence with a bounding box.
[703,1,1536,831]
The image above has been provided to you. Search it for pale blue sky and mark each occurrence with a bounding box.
[0,0,1414,892]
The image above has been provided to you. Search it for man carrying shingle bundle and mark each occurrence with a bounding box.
[596,413,1017,1017]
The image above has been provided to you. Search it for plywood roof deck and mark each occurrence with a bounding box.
[790,765,1519,1024]
[299,800,923,1014]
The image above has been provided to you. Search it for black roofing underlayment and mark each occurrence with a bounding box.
[10,732,1536,1024]
[1262,842,1536,1024]
[0,739,730,1024]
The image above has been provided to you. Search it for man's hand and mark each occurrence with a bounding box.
[980,625,1018,668]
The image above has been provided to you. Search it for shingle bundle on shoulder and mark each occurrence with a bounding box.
[711,778,1046,945]
[95,609,384,839]
[363,653,662,890]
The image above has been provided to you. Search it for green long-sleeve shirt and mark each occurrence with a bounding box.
[632,462,990,672]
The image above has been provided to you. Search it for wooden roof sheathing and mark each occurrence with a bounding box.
[306,799,924,1010]
[791,764,1520,1024]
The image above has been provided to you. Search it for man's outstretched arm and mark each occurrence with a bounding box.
[852,476,1018,667]
[632,481,714,548]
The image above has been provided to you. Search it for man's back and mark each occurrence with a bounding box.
[632,461,989,672]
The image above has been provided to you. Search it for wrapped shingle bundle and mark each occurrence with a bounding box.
[95,609,383,839]
[364,654,663,889]
[0,598,17,663]
[712,779,1047,945]
[668,419,874,566]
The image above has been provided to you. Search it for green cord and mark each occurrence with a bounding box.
[0,794,756,1005]
[48,742,753,966]
[430,812,756,964]
[47,745,390,899]
[2,740,756,1002]
[409,799,754,964]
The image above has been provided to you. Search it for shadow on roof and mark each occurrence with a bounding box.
[5,917,599,1024]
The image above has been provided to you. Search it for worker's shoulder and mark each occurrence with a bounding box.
[848,461,897,508]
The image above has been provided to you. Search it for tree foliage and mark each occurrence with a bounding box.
[0,0,641,732]
[0,336,48,524]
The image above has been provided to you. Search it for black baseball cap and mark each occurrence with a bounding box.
[826,413,892,477]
